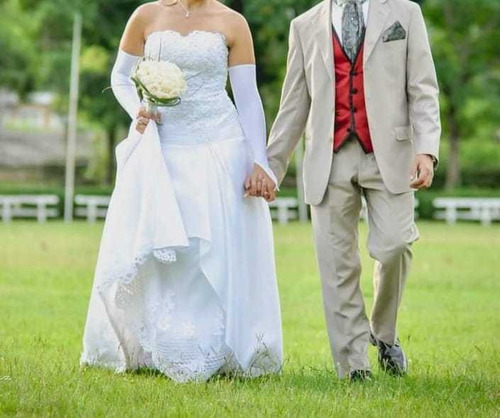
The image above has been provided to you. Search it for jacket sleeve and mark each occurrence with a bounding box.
[406,4,441,161]
[267,20,311,185]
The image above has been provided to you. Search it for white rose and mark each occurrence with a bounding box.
[135,59,187,100]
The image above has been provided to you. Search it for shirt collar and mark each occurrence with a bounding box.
[333,0,367,6]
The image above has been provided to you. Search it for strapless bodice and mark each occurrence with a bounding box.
[144,30,243,137]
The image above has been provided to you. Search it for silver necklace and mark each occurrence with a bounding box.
[178,0,193,18]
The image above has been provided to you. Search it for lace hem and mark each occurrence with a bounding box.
[80,337,281,383]
[90,243,281,383]
[97,247,177,292]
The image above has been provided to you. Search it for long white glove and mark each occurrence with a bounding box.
[229,64,278,186]
[110,49,143,120]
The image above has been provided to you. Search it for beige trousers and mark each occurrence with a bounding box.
[310,139,419,378]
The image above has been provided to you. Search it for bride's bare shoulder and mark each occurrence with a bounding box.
[123,1,167,40]
[125,1,163,28]
[119,1,164,53]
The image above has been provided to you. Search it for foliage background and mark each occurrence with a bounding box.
[0,0,499,191]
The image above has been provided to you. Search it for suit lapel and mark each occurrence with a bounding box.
[363,0,390,65]
[312,0,334,81]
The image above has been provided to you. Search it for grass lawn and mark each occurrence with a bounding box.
[0,221,499,416]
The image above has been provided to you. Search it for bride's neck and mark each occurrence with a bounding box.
[181,0,207,9]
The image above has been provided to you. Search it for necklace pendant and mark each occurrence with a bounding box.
[185,11,190,18]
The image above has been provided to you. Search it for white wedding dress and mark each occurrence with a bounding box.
[80,30,283,382]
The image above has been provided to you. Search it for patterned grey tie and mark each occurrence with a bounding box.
[341,0,367,62]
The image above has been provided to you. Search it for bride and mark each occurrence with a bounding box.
[80,0,283,382]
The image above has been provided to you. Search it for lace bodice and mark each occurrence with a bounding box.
[145,30,242,136]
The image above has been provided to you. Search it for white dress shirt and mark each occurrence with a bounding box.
[331,0,370,45]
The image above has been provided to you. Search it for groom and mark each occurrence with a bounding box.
[266,0,441,380]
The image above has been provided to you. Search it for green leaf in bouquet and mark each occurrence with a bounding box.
[131,75,181,107]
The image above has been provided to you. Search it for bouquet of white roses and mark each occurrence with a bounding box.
[132,59,187,122]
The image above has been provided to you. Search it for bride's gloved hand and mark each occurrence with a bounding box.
[135,106,159,134]
[244,164,276,202]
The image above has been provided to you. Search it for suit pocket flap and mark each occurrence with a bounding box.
[394,126,413,141]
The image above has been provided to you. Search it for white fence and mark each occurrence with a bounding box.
[433,198,500,226]
[0,195,59,223]
[72,195,303,225]
[1,194,499,225]
[269,198,299,224]
[74,195,110,223]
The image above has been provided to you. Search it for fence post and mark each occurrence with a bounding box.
[64,12,82,223]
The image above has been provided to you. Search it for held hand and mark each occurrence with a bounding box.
[244,164,277,202]
[135,107,159,134]
[410,154,435,190]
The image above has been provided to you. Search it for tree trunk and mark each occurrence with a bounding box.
[445,104,461,189]
[106,125,116,186]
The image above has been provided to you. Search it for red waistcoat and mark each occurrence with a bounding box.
[333,31,373,153]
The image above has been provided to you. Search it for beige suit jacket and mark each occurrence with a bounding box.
[267,0,441,205]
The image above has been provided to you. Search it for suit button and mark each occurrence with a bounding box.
[351,88,359,94]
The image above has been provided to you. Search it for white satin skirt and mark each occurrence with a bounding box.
[81,122,283,382]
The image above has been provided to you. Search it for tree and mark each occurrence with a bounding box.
[424,0,500,188]
[0,0,38,94]
[78,0,144,184]
[13,0,145,185]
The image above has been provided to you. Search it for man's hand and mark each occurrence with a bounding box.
[410,154,435,190]
[244,164,277,202]
[135,107,159,134]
